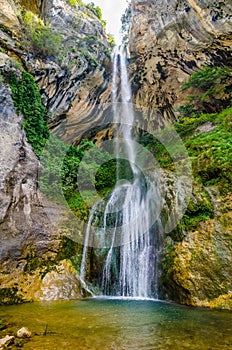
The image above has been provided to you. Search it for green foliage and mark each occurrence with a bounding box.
[95,159,134,196]
[22,10,61,58]
[174,113,214,137]
[181,66,231,92]
[178,65,232,115]
[68,0,84,6]
[139,133,174,169]
[80,49,98,68]
[86,2,106,27]
[179,190,214,232]
[0,287,24,305]
[39,135,68,197]
[175,105,232,192]
[185,106,232,190]
[40,137,118,221]
[107,34,115,48]
[0,318,6,330]
[56,237,82,265]
[9,72,49,156]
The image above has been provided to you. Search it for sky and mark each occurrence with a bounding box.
[83,0,129,43]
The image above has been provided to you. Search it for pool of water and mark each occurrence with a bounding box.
[0,297,231,349]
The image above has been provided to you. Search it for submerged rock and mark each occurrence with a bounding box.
[16,327,32,338]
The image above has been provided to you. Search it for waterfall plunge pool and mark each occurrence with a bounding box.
[0,298,231,349]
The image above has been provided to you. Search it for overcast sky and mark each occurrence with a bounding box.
[83,0,129,43]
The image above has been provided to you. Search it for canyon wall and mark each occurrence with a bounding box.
[129,0,232,309]
[0,0,111,303]
[129,0,231,128]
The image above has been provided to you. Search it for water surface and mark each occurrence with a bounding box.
[0,297,231,349]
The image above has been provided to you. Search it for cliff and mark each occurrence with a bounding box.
[0,0,111,303]
[129,0,232,309]
[129,0,231,127]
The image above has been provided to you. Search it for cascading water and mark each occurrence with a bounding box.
[80,46,160,298]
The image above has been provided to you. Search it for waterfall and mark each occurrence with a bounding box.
[80,46,159,298]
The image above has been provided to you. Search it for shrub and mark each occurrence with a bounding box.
[178,65,232,115]
[86,3,106,28]
[9,72,49,156]
[22,10,61,58]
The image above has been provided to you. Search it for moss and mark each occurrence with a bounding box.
[23,252,58,278]
[23,237,83,279]
[0,287,24,305]
[56,237,82,266]
[200,292,232,310]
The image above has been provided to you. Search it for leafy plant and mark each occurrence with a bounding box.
[178,65,232,115]
[22,10,61,58]
[86,2,106,28]
[9,72,49,156]
[176,105,232,191]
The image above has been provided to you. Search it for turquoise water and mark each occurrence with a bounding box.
[0,297,231,349]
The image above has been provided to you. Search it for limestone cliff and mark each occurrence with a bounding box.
[129,0,232,127]
[0,0,111,303]
[129,0,232,309]
[0,0,112,144]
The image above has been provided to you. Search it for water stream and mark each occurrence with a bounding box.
[80,46,160,298]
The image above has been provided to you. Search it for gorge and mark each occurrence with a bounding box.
[0,0,231,317]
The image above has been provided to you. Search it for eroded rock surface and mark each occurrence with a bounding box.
[0,0,111,302]
[129,0,232,128]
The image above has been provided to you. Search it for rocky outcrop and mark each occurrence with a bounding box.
[159,189,232,309]
[129,0,232,128]
[0,77,90,303]
[129,0,232,309]
[0,0,112,144]
[0,0,111,303]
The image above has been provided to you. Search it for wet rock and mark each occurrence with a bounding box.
[36,259,92,301]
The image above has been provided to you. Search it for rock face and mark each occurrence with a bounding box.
[25,0,112,144]
[0,77,90,303]
[0,0,112,144]
[129,0,232,309]
[160,189,232,309]
[129,0,232,128]
[0,0,111,303]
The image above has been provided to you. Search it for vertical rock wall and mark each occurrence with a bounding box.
[129,0,232,128]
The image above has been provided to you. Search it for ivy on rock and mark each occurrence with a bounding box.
[9,71,49,157]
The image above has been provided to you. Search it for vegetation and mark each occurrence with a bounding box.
[177,66,232,116]
[9,72,49,156]
[140,65,232,236]
[107,34,115,48]
[21,10,61,58]
[0,287,24,305]
[86,2,106,28]
[67,0,84,6]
